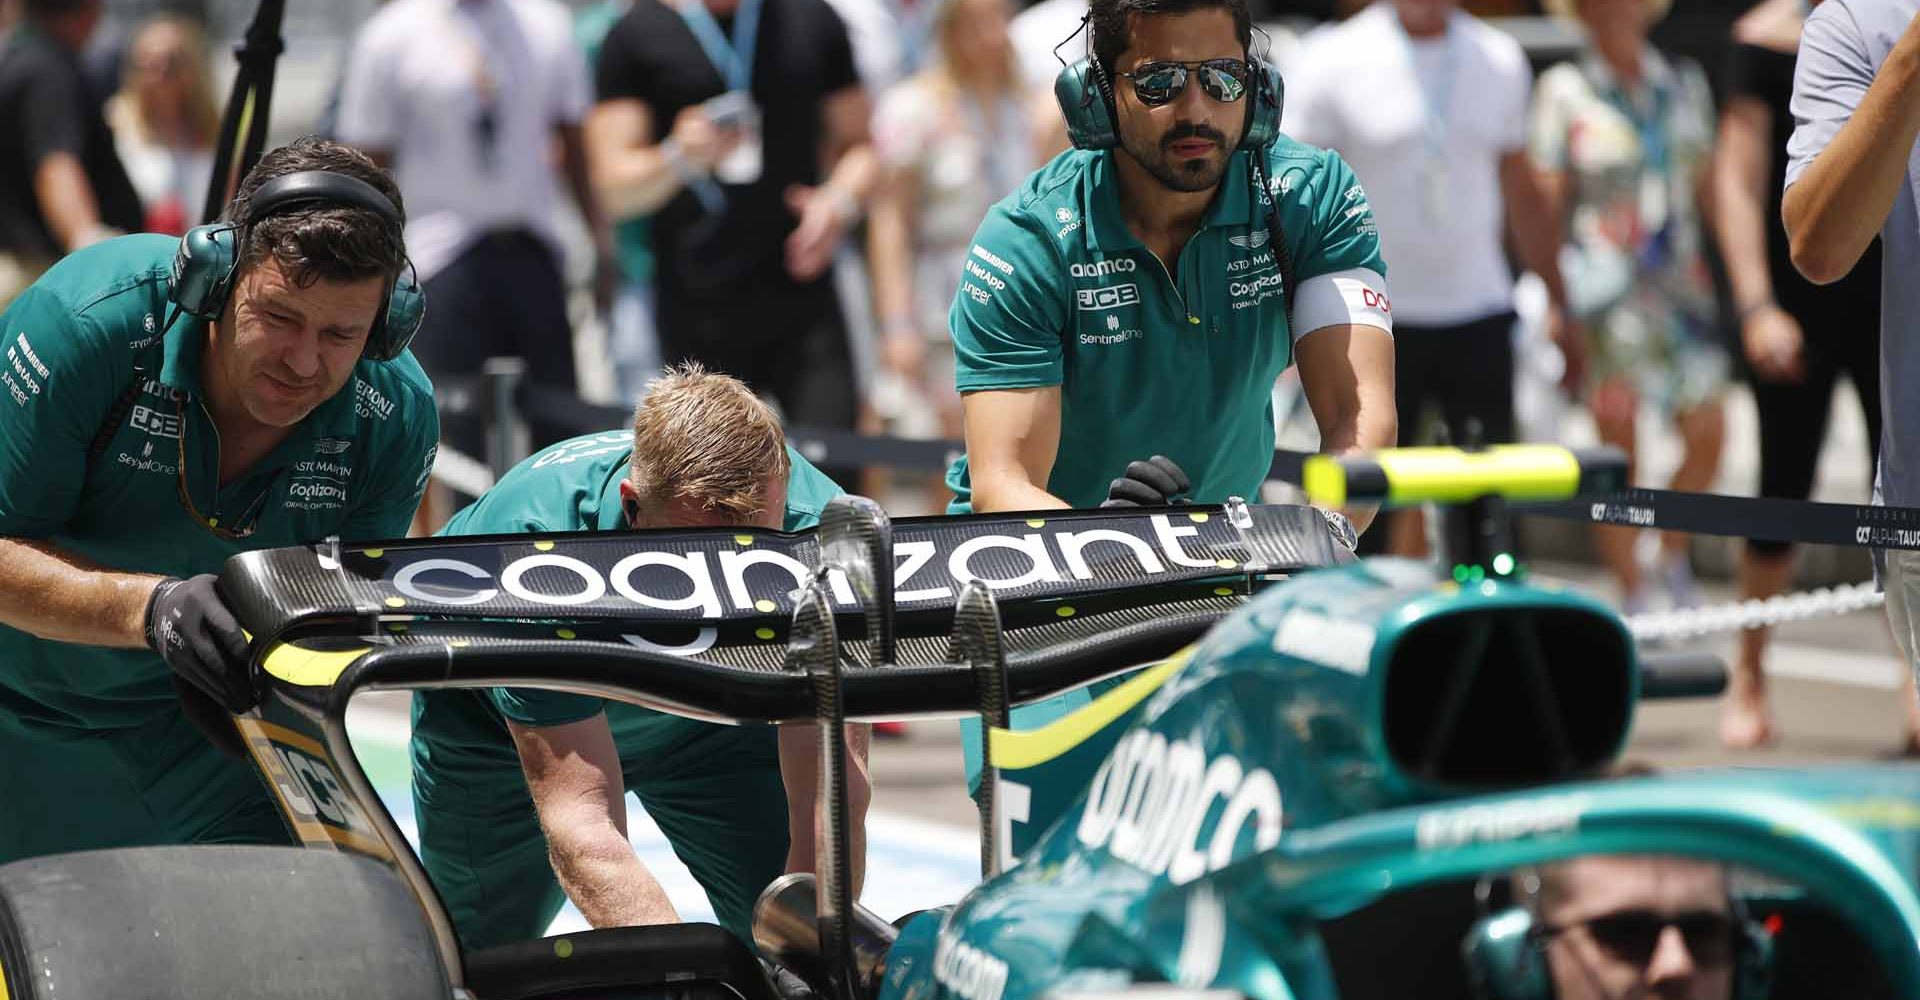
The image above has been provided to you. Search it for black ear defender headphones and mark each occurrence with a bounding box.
[1461,870,1775,1000]
[1051,12,1282,153]
[1049,11,1295,307]
[168,170,424,362]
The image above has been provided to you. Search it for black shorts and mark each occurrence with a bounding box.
[1391,311,1517,448]
[1746,280,1881,557]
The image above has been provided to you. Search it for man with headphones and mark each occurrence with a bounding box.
[945,0,1396,790]
[1465,854,1763,1000]
[0,136,439,865]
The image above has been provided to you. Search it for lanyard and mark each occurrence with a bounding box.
[1593,56,1671,175]
[677,0,763,92]
[1389,10,1460,163]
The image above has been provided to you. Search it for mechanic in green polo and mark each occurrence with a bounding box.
[0,137,438,865]
[947,0,1397,788]
[410,364,869,951]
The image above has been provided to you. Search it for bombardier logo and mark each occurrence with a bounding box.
[1076,730,1284,884]
[1070,259,1136,279]
[1076,284,1139,311]
[971,244,1015,276]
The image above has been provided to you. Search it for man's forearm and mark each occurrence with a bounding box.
[971,476,1072,514]
[778,724,870,897]
[596,145,699,220]
[34,154,105,253]
[1714,144,1778,311]
[0,538,160,647]
[1502,158,1571,309]
[1786,23,1920,283]
[820,145,878,216]
[547,826,680,928]
[560,125,616,251]
[867,181,918,329]
[1322,410,1394,535]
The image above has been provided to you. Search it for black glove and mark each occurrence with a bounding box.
[170,673,251,759]
[145,574,259,713]
[1100,455,1191,507]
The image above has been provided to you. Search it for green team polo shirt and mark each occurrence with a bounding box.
[409,432,843,755]
[944,139,1386,512]
[0,234,440,730]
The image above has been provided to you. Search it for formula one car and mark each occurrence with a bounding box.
[1,447,1914,1000]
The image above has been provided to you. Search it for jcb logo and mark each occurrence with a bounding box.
[1076,284,1140,312]
[268,743,369,831]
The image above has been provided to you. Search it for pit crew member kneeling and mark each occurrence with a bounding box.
[945,0,1396,784]
[408,364,869,950]
[0,137,438,865]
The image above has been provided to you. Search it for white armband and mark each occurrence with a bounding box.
[1291,267,1392,343]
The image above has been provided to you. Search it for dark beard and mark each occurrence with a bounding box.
[1120,122,1232,193]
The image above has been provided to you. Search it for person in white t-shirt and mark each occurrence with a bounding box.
[335,0,617,474]
[1285,0,1577,557]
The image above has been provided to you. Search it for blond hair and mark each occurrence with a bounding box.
[628,363,790,522]
[110,14,221,148]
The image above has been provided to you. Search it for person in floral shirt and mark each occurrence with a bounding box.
[1530,0,1727,615]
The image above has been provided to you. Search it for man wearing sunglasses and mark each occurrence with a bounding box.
[0,137,439,867]
[948,0,1393,517]
[1526,854,1737,1000]
[944,0,1394,793]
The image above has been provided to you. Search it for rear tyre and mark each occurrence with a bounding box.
[0,845,450,999]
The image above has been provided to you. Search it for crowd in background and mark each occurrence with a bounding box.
[0,0,1907,749]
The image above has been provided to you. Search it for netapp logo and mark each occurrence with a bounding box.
[1075,284,1139,311]
[1071,259,1137,278]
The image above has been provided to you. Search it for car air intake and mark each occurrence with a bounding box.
[1381,607,1631,787]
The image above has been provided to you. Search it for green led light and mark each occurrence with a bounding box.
[1468,565,1486,583]
[1452,564,1470,583]
[1492,553,1515,576]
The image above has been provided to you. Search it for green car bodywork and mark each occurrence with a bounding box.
[878,560,1920,1000]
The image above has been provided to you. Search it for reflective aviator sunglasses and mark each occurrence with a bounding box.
[1116,58,1252,106]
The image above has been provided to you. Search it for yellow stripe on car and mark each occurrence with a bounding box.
[987,646,1195,769]
[260,641,372,688]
